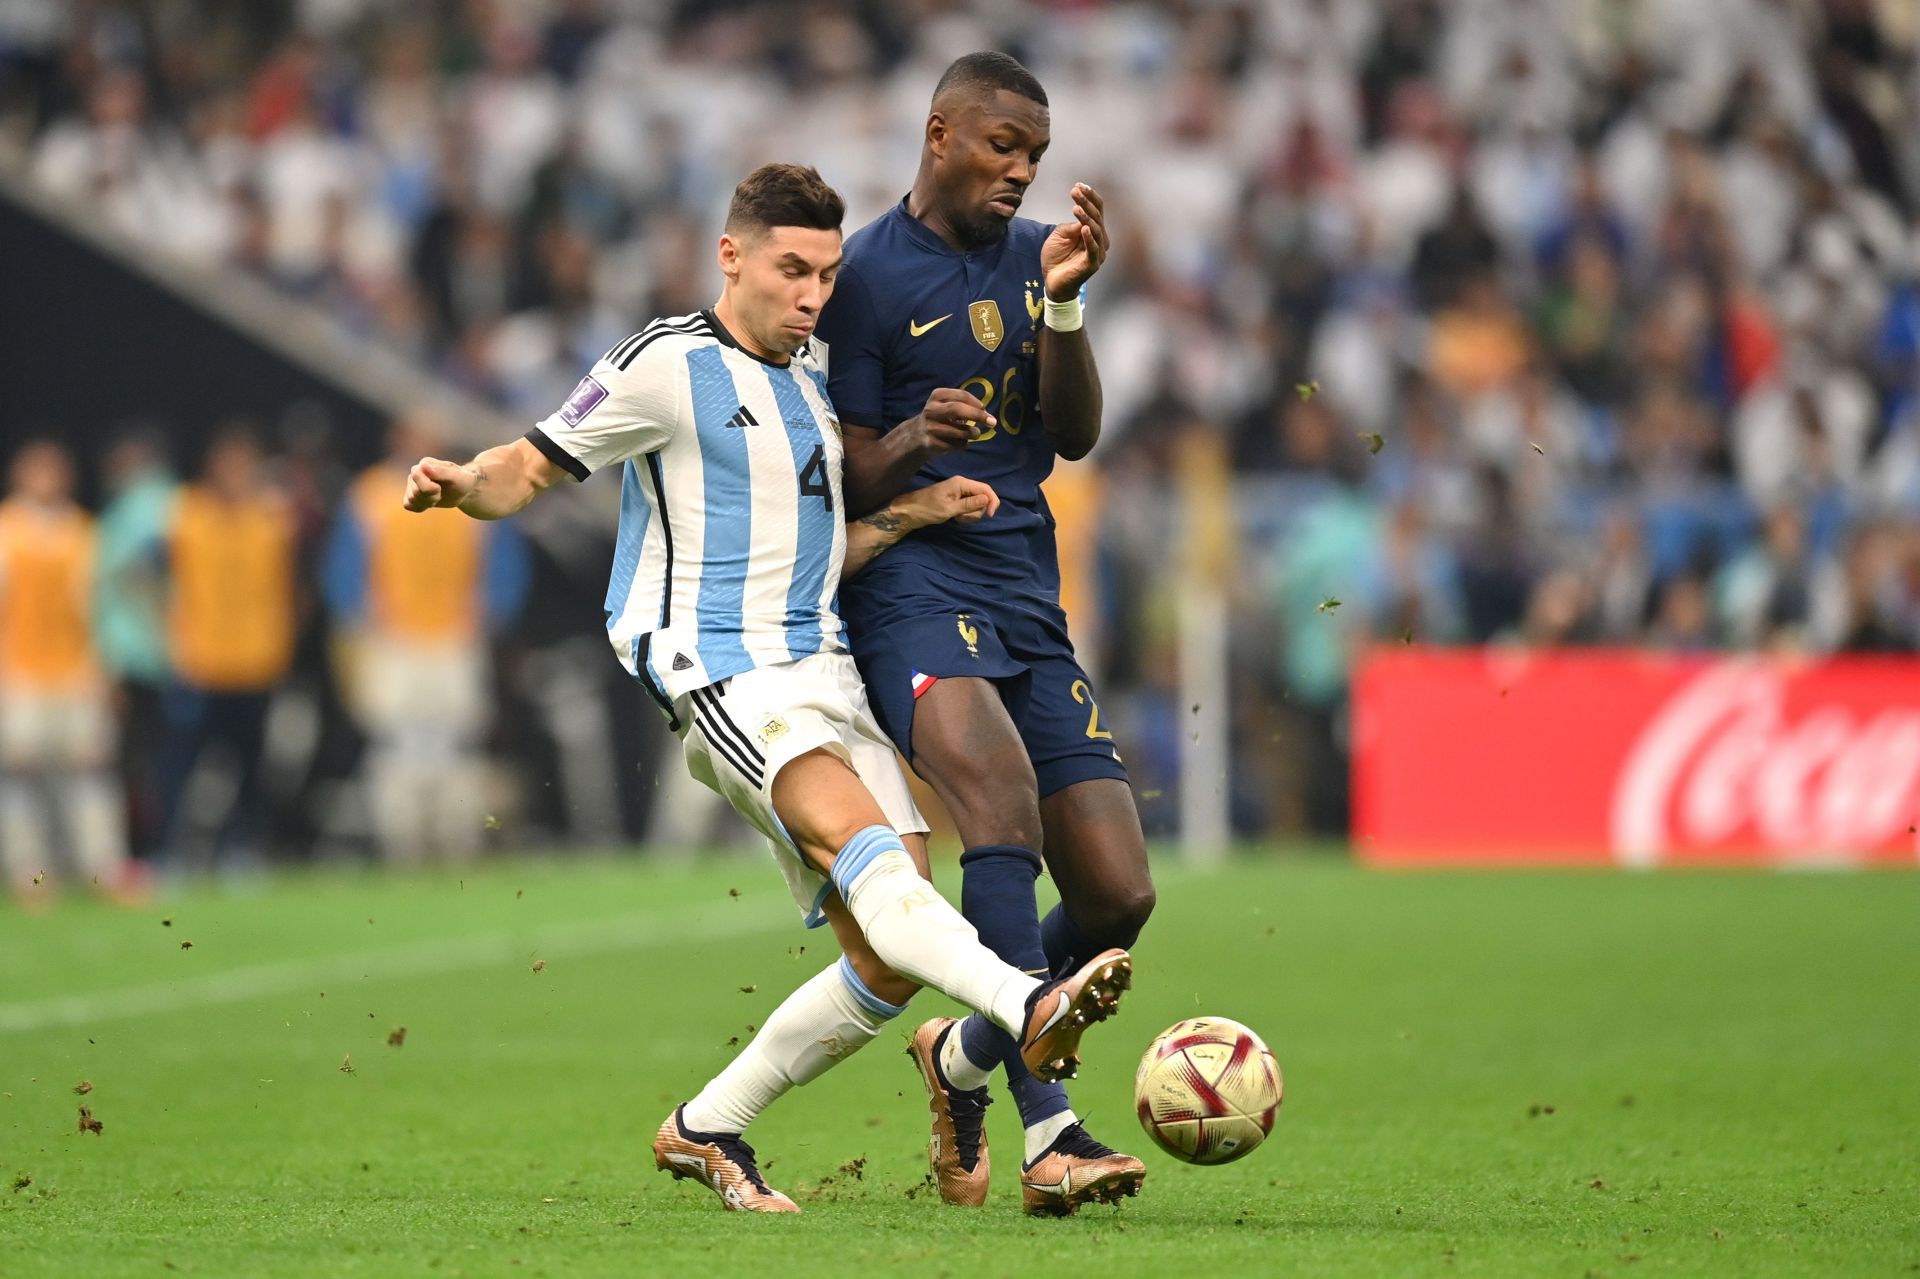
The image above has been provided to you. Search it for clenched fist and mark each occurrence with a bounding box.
[403,457,478,512]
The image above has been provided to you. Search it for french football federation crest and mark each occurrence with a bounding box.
[968,300,1004,352]
[957,615,980,657]
[1024,280,1044,323]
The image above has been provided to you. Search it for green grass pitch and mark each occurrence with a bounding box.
[2,853,1916,1277]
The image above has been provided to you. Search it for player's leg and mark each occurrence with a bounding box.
[656,666,1128,1214]
[852,612,1085,1199]
[772,747,1042,1039]
[774,742,1130,1079]
[677,837,927,1140]
[907,678,1080,1150]
[1007,650,1154,1213]
[1039,778,1155,973]
[658,889,917,1216]
[1011,645,1156,972]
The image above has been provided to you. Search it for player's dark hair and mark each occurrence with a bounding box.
[725,164,844,240]
[932,51,1047,109]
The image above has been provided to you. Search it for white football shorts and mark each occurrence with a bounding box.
[0,685,113,770]
[673,650,927,927]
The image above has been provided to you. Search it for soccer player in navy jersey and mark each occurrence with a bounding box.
[814,53,1154,1215]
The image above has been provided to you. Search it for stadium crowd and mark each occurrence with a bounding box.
[2,0,1919,880]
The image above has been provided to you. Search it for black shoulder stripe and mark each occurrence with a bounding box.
[524,427,590,483]
[605,315,706,369]
[616,317,706,371]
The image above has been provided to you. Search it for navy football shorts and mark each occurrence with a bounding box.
[847,577,1128,799]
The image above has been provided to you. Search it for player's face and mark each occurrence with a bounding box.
[932,90,1050,246]
[721,225,843,357]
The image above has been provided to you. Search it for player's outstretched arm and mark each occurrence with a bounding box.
[840,388,994,517]
[1038,182,1108,461]
[842,477,999,579]
[402,437,568,520]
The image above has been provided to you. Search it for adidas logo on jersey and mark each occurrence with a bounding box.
[723,405,760,430]
[672,653,695,671]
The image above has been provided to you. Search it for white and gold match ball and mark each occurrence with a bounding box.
[1134,1016,1283,1165]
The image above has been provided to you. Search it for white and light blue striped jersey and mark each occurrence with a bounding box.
[525,309,849,718]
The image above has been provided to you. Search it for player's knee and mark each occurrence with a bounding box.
[1080,881,1156,951]
[845,949,918,1009]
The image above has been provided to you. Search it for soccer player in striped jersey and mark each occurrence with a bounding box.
[401,163,1133,1214]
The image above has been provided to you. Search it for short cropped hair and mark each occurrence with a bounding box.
[932,51,1047,109]
[725,163,845,240]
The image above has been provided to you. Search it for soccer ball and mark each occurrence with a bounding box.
[1134,1016,1283,1165]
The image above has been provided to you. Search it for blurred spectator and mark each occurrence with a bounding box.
[0,442,134,904]
[1264,421,1381,835]
[1647,571,1719,652]
[160,428,297,869]
[323,412,529,862]
[92,430,179,859]
[1719,504,1820,650]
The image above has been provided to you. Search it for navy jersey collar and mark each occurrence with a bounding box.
[890,195,1009,262]
[702,308,791,367]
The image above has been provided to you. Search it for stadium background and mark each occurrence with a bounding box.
[3,4,1918,1275]
[7,0,1919,877]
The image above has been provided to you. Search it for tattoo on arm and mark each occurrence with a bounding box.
[856,508,908,563]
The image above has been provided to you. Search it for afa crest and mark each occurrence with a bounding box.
[968,300,1004,352]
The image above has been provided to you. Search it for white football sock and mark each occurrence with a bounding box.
[680,957,902,1135]
[1024,1111,1076,1164]
[937,1021,993,1091]
[832,827,1039,1038]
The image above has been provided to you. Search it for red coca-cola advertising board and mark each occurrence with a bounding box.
[1352,650,1920,867]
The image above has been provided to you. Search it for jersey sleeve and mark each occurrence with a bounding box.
[526,340,682,480]
[815,261,887,429]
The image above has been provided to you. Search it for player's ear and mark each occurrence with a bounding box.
[717,233,742,284]
[925,112,948,158]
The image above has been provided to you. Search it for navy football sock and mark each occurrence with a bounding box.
[956,844,1072,1129]
[1040,902,1098,979]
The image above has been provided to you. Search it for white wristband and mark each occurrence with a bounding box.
[1043,295,1084,332]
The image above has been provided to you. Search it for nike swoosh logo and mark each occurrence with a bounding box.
[908,314,952,337]
[1034,991,1070,1039]
[1027,1170,1072,1198]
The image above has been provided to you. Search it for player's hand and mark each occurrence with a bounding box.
[1041,182,1108,302]
[906,387,995,458]
[403,457,478,512]
[895,477,1000,530]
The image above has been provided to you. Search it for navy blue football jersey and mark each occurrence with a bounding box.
[817,197,1062,593]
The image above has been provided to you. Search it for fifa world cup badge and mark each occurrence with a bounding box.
[968,300,1004,352]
